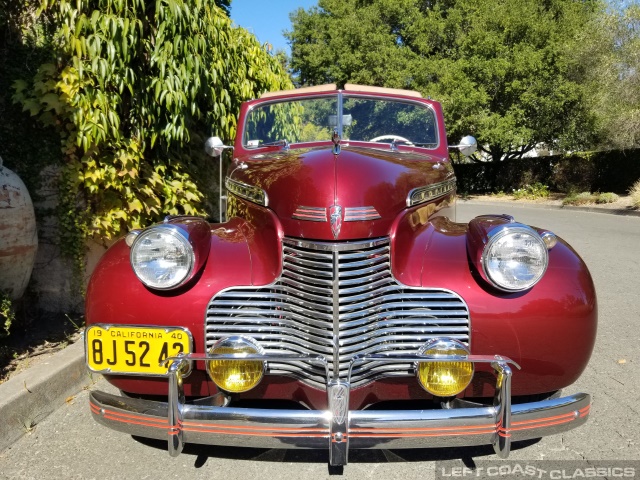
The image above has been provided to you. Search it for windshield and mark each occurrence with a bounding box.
[243,95,438,148]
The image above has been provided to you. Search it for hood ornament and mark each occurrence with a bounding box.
[332,128,341,155]
[329,205,343,239]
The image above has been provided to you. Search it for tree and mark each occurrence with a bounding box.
[0,0,61,193]
[286,0,604,161]
[13,0,291,260]
[580,2,640,149]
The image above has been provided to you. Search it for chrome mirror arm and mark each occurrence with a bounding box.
[204,136,234,158]
[204,136,234,222]
[449,135,478,157]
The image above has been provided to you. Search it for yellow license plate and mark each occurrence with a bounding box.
[85,325,192,376]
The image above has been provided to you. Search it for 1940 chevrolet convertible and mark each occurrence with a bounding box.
[85,84,596,467]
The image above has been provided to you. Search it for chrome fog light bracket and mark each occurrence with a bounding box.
[162,352,329,457]
[348,353,519,458]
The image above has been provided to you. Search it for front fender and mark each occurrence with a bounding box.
[392,211,597,396]
[85,214,277,396]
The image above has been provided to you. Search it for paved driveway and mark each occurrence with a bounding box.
[1,203,638,479]
[455,202,640,460]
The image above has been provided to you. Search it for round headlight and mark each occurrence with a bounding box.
[207,337,265,393]
[417,339,473,397]
[130,226,194,290]
[482,225,548,292]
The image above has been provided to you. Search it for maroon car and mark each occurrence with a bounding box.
[85,84,596,467]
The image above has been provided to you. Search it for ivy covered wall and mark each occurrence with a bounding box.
[1,0,292,322]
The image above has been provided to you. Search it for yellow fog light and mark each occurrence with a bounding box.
[416,338,474,397]
[207,336,265,393]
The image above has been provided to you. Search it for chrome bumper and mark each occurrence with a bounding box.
[89,353,591,466]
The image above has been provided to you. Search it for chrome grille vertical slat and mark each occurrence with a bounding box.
[206,237,470,389]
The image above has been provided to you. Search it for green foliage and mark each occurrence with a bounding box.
[630,180,640,209]
[454,148,640,195]
[0,293,16,338]
[561,191,623,206]
[577,2,640,149]
[490,190,507,198]
[511,183,550,200]
[14,0,292,252]
[595,192,619,204]
[0,0,62,196]
[563,192,597,205]
[287,0,603,161]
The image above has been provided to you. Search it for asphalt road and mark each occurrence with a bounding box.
[1,203,639,480]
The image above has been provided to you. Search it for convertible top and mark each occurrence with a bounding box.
[260,83,422,99]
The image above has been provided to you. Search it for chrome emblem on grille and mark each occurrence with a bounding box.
[329,383,349,425]
[329,205,343,239]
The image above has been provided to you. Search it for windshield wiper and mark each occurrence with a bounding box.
[260,139,290,150]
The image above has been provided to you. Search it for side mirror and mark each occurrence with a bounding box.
[450,135,477,157]
[205,136,231,157]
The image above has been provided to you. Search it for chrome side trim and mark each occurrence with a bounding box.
[225,177,268,206]
[344,206,381,221]
[291,206,382,222]
[406,177,456,207]
[292,206,327,222]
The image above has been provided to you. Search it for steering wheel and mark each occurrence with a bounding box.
[369,134,414,145]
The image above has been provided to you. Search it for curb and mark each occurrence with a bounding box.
[459,199,640,217]
[0,340,92,453]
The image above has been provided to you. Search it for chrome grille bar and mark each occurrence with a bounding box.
[205,237,470,389]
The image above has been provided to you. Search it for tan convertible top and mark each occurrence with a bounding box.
[260,83,422,99]
[343,83,422,98]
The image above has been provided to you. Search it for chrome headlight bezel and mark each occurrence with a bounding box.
[130,225,195,290]
[481,224,549,292]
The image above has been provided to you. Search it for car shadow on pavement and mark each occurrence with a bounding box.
[132,435,540,469]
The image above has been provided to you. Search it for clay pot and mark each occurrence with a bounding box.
[0,157,38,300]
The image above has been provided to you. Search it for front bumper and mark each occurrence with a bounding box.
[89,353,590,466]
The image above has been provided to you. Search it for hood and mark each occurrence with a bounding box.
[229,146,454,240]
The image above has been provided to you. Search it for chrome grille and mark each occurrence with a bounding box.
[205,237,470,389]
